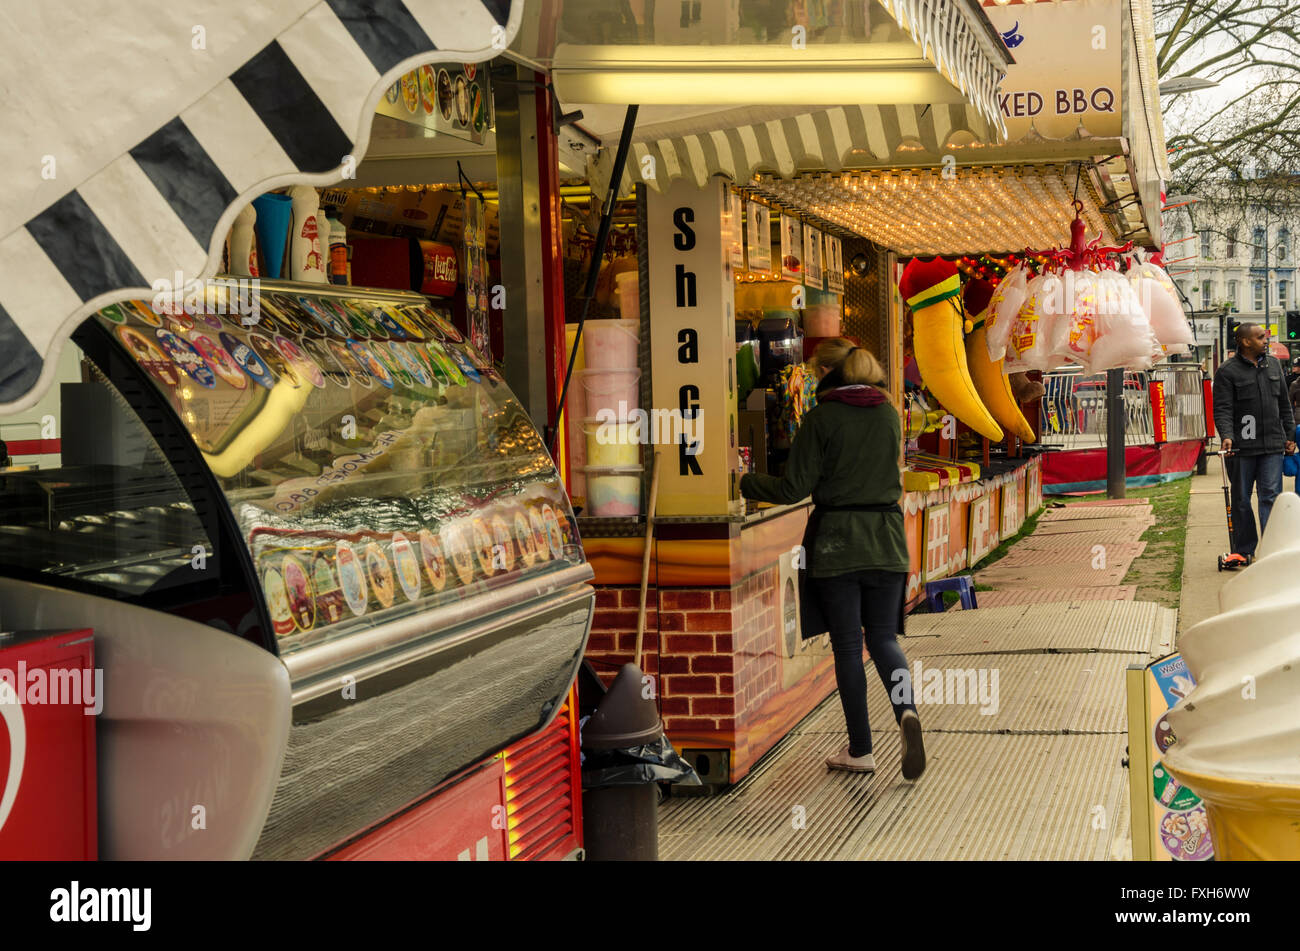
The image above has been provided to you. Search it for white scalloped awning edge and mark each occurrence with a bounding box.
[0,0,519,413]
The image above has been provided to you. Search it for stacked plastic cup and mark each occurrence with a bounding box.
[581,283,642,515]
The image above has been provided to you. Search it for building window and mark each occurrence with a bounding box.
[1254,279,1265,311]
[1279,229,1290,263]
[1200,231,1212,259]
[1202,281,1214,309]
[1227,279,1238,310]
[1226,230,1237,258]
[1280,280,1288,309]
[1253,228,1267,265]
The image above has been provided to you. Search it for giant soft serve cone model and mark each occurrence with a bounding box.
[962,279,1035,443]
[1162,491,1300,860]
[899,257,1003,441]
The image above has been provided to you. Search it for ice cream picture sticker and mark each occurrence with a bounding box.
[313,553,346,625]
[190,334,247,389]
[365,543,395,608]
[250,333,300,387]
[1159,806,1213,861]
[264,566,296,637]
[348,341,393,388]
[391,533,421,602]
[155,329,216,388]
[117,326,180,387]
[1152,764,1200,812]
[418,529,448,591]
[274,335,326,388]
[220,332,276,389]
[335,542,369,616]
[282,554,316,631]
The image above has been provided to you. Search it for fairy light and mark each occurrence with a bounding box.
[752,165,1111,256]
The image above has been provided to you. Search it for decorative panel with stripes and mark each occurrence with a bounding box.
[0,0,519,411]
[501,687,583,861]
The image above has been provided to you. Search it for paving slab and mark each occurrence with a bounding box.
[974,586,1136,608]
[902,600,1173,655]
[993,541,1145,567]
[976,562,1130,587]
[1033,518,1154,535]
[1041,505,1153,521]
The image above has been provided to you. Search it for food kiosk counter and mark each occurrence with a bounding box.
[579,500,837,786]
[0,281,593,858]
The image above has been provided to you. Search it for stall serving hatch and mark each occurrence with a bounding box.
[0,279,594,859]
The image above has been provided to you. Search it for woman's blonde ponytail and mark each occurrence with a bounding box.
[812,337,885,386]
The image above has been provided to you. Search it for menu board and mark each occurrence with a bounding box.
[96,283,582,655]
[779,214,802,281]
[825,235,844,294]
[746,200,771,273]
[803,224,823,291]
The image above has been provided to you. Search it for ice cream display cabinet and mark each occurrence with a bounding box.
[0,280,593,859]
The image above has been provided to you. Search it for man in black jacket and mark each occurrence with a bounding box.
[1213,323,1297,559]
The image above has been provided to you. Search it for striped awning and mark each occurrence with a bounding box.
[592,101,999,199]
[0,0,517,412]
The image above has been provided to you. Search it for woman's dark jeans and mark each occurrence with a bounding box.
[810,568,916,757]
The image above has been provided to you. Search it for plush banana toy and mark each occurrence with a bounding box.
[899,257,1003,441]
[962,278,1036,443]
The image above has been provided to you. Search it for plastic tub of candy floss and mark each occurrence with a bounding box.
[616,272,640,321]
[583,418,641,468]
[585,466,643,516]
[583,318,639,369]
[802,305,841,338]
[578,367,640,419]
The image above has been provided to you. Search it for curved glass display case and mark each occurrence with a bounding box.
[92,280,585,657]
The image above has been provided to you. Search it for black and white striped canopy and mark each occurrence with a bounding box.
[0,0,517,411]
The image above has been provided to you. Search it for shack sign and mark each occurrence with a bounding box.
[982,0,1122,140]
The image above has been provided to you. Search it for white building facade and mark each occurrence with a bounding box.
[1164,184,1300,343]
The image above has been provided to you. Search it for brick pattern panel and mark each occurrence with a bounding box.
[733,566,782,724]
[584,585,741,735]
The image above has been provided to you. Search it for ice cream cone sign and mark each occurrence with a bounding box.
[899,257,1003,441]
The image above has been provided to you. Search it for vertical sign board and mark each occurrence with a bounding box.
[647,177,741,516]
[1149,380,1168,444]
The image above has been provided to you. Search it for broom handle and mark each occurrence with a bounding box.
[634,451,663,671]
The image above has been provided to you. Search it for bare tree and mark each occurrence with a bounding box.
[1156,1,1300,191]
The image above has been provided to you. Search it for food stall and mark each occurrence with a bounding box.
[0,1,604,860]
[532,0,1170,789]
[505,0,1021,784]
[0,280,593,859]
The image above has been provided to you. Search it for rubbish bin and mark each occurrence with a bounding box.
[580,662,699,860]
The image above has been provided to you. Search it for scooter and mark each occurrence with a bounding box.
[1216,448,1251,571]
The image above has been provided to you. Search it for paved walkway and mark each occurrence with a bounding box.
[658,497,1175,860]
[1178,468,1236,638]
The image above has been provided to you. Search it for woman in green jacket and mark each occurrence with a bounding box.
[740,338,924,779]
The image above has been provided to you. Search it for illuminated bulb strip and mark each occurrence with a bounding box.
[750,165,1114,255]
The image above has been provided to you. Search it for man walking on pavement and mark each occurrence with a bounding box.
[1214,323,1297,560]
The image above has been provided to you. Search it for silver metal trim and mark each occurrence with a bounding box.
[283,562,594,699]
